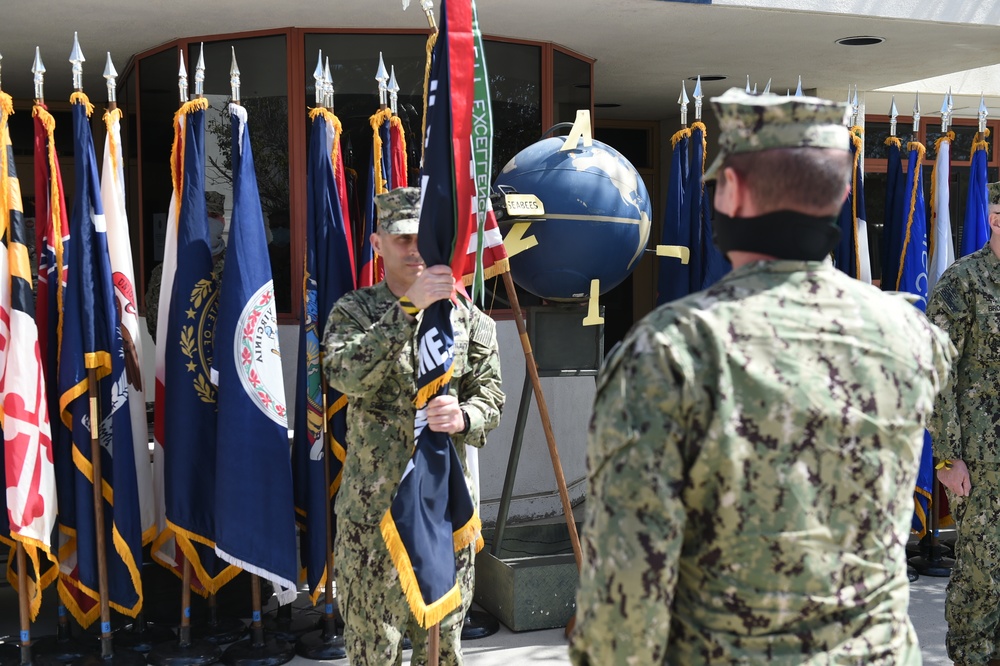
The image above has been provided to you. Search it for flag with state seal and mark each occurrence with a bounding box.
[213,103,297,605]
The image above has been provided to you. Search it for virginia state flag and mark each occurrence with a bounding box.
[214,103,297,605]
[881,137,906,288]
[293,107,356,604]
[151,98,238,594]
[380,0,481,629]
[57,93,143,623]
[656,128,689,305]
[1,92,58,621]
[101,107,156,546]
[962,131,990,257]
[928,132,955,290]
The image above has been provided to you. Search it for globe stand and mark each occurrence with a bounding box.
[460,610,499,641]
[221,577,294,666]
[191,594,246,645]
[114,613,176,653]
[260,606,318,643]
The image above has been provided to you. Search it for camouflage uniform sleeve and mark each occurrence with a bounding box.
[926,274,970,460]
[455,307,504,448]
[321,292,416,398]
[570,324,690,666]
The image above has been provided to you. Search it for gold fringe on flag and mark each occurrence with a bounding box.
[421,31,439,150]
[669,127,690,148]
[370,107,394,195]
[692,121,708,174]
[32,104,67,356]
[69,92,95,117]
[849,126,864,278]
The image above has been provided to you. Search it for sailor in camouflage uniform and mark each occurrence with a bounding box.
[322,187,504,666]
[927,181,1000,666]
[570,89,955,665]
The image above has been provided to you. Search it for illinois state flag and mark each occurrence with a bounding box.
[213,103,297,605]
[58,93,143,622]
[1,92,58,621]
[101,107,156,545]
[380,0,481,629]
[293,107,355,604]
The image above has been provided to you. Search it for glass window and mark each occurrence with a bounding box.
[485,40,542,177]
[192,35,291,313]
[552,50,591,126]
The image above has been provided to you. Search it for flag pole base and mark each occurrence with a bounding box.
[114,617,177,653]
[190,615,246,646]
[31,632,99,665]
[260,608,320,643]
[220,636,294,666]
[461,610,499,641]
[909,551,954,578]
[146,639,221,666]
[77,645,148,666]
[294,621,346,661]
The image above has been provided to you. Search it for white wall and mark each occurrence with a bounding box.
[713,0,1000,26]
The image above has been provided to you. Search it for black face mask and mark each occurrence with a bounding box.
[713,210,842,261]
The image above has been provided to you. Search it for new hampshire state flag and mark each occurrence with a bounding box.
[58,93,143,622]
[380,0,481,630]
[213,103,297,605]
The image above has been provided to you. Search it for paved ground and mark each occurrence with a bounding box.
[0,565,954,665]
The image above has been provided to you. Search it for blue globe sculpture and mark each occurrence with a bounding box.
[495,136,651,302]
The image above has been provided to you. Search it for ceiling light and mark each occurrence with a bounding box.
[835,36,885,46]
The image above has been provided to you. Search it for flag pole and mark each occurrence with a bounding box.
[16,543,33,666]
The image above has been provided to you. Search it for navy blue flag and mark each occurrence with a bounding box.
[151,98,238,595]
[881,137,906,288]
[293,108,356,605]
[962,133,990,257]
[213,104,297,604]
[890,141,933,535]
[380,0,480,629]
[681,125,704,291]
[57,93,143,624]
[656,129,689,305]
[692,123,730,289]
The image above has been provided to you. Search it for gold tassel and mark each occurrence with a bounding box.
[0,92,13,117]
[669,127,691,148]
[849,127,865,278]
[421,32,439,150]
[69,91,95,117]
[884,136,902,150]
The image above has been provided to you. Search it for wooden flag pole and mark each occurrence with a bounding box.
[87,367,115,660]
[427,625,441,666]
[16,543,33,665]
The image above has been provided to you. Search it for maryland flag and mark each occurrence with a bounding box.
[835,127,872,282]
[213,103,297,605]
[962,130,990,257]
[293,106,356,604]
[380,0,481,629]
[57,93,143,624]
[101,107,156,545]
[656,127,689,305]
[151,98,238,595]
[0,92,58,621]
[928,131,956,290]
[880,137,906,288]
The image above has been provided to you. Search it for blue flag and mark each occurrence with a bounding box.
[152,99,238,595]
[681,125,704,292]
[656,129,688,305]
[214,104,297,604]
[892,141,933,536]
[835,136,860,278]
[692,123,729,289]
[57,94,143,623]
[881,138,906,288]
[962,134,990,257]
[293,108,356,604]
[380,0,481,629]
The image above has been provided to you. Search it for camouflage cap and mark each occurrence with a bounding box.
[704,88,851,181]
[375,186,421,234]
[988,182,1000,207]
[205,190,226,217]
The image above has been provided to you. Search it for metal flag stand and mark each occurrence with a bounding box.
[294,54,348,663]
